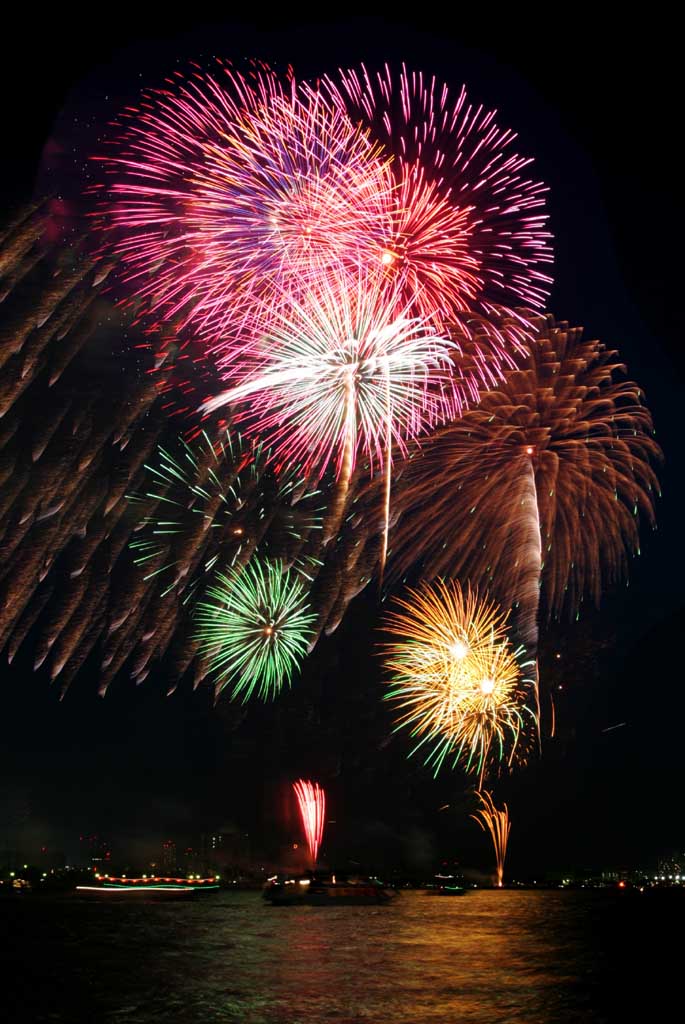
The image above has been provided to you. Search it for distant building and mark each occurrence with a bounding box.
[161,839,176,873]
[181,846,202,874]
[79,834,112,869]
[201,828,251,873]
[658,852,685,876]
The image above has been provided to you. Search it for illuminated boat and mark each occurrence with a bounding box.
[424,873,468,896]
[263,872,398,906]
[75,875,221,900]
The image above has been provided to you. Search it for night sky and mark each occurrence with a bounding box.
[1,13,682,876]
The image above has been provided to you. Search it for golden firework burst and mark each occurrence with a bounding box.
[381,580,536,781]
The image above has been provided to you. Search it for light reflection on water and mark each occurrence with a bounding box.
[6,890,675,1022]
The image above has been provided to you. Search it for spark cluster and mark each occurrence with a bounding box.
[323,65,553,351]
[202,273,456,478]
[97,61,553,420]
[97,61,390,355]
[127,429,323,598]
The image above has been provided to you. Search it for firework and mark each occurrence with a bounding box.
[382,581,536,781]
[0,211,376,694]
[97,63,390,353]
[471,790,511,887]
[193,558,315,701]
[203,273,455,472]
[127,430,323,597]
[323,66,553,363]
[202,271,455,556]
[293,779,326,867]
[389,318,662,643]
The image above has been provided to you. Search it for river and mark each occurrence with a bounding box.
[5,889,677,1022]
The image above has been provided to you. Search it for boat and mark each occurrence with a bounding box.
[75,875,221,901]
[263,871,398,906]
[424,873,468,896]
[76,884,200,901]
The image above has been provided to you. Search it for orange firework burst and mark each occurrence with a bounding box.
[390,317,661,626]
[387,316,662,740]
[471,790,511,887]
[381,580,536,781]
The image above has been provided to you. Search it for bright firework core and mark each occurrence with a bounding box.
[450,639,469,660]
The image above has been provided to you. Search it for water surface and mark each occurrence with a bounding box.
[6,890,676,1022]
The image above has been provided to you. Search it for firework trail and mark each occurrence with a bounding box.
[0,210,383,694]
[323,65,553,377]
[471,790,511,887]
[293,779,326,868]
[382,580,537,782]
[193,558,315,701]
[96,62,390,356]
[127,430,323,597]
[388,318,661,708]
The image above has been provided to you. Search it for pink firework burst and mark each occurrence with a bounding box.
[293,779,326,867]
[95,62,391,354]
[322,64,554,361]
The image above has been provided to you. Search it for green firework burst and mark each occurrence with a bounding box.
[193,558,315,701]
[127,430,323,598]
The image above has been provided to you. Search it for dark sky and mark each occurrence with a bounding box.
[1,12,682,875]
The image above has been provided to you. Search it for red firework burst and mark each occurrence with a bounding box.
[322,64,553,362]
[293,779,326,867]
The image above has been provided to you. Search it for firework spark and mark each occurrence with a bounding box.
[382,580,536,781]
[471,790,511,887]
[293,779,326,867]
[193,558,315,701]
[97,63,390,353]
[323,65,553,365]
